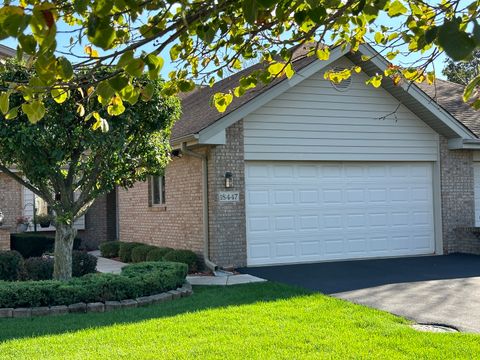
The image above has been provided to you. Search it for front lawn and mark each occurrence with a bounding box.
[0,283,478,359]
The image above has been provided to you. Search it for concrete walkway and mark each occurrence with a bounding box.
[90,251,266,285]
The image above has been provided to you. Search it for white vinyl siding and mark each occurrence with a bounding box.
[23,187,85,231]
[246,161,435,266]
[244,57,439,161]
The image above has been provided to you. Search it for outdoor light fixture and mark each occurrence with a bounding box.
[225,172,233,188]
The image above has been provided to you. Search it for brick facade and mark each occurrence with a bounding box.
[0,172,112,250]
[0,173,22,228]
[117,152,204,256]
[439,137,480,254]
[207,121,247,267]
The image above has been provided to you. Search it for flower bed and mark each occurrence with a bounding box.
[0,261,188,309]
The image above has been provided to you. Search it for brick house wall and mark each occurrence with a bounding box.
[439,136,480,254]
[207,121,247,267]
[0,173,22,228]
[117,152,204,256]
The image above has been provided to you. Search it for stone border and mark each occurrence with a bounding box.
[0,282,193,319]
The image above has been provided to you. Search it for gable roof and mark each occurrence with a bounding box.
[417,79,480,137]
[172,47,317,142]
[172,44,479,145]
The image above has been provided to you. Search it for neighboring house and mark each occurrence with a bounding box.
[0,44,116,248]
[118,43,480,269]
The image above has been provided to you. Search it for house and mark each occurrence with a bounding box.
[0,44,116,249]
[117,43,480,270]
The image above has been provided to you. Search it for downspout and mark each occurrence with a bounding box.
[180,143,218,272]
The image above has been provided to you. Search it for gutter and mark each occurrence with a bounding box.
[180,143,218,272]
[448,138,480,150]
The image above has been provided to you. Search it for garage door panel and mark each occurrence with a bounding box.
[246,161,435,266]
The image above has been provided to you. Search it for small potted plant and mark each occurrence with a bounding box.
[35,213,52,228]
[16,216,30,232]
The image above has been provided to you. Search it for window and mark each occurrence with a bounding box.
[150,175,165,206]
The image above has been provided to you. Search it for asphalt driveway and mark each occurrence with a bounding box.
[240,254,480,333]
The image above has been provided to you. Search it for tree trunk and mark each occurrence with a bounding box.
[53,222,77,281]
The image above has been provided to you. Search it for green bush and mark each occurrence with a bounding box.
[0,251,24,281]
[0,262,187,308]
[24,257,54,280]
[24,252,96,280]
[118,242,144,263]
[163,249,198,272]
[72,251,97,277]
[146,247,174,261]
[131,245,158,263]
[99,241,121,258]
[11,233,81,258]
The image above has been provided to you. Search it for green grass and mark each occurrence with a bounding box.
[0,282,478,359]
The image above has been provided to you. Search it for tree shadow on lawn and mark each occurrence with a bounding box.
[0,282,310,342]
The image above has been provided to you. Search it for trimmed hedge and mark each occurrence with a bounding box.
[0,261,187,308]
[146,247,174,261]
[131,245,158,263]
[23,252,97,280]
[99,241,121,258]
[118,242,144,263]
[0,251,24,281]
[24,257,54,280]
[72,251,98,277]
[163,249,198,272]
[11,233,81,258]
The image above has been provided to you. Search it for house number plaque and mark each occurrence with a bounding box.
[218,191,240,202]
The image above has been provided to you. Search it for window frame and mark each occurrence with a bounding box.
[149,174,166,206]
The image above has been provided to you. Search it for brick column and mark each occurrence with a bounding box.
[0,226,11,250]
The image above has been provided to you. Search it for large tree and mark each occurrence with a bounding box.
[443,50,480,86]
[0,62,180,280]
[0,0,479,122]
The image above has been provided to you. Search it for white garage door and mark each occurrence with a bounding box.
[246,162,435,266]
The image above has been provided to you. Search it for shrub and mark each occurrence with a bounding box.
[0,251,24,281]
[0,262,187,308]
[163,250,198,272]
[131,245,158,263]
[118,242,144,263]
[99,241,121,258]
[11,233,81,258]
[146,247,174,261]
[24,257,54,280]
[72,251,97,277]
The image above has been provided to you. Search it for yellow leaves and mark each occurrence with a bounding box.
[0,92,9,115]
[21,100,45,123]
[366,74,383,88]
[107,95,125,116]
[76,103,85,117]
[316,47,330,61]
[89,111,109,132]
[324,68,352,84]
[267,62,295,79]
[267,62,285,77]
[353,66,361,74]
[212,92,233,113]
[285,63,295,79]
[51,87,69,104]
[463,75,480,102]
[426,72,435,85]
[84,45,99,58]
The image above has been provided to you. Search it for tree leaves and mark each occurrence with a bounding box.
[463,75,480,102]
[438,21,476,61]
[388,1,407,17]
[21,101,45,123]
[212,92,233,113]
[243,0,258,24]
[0,92,9,115]
[51,87,69,104]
